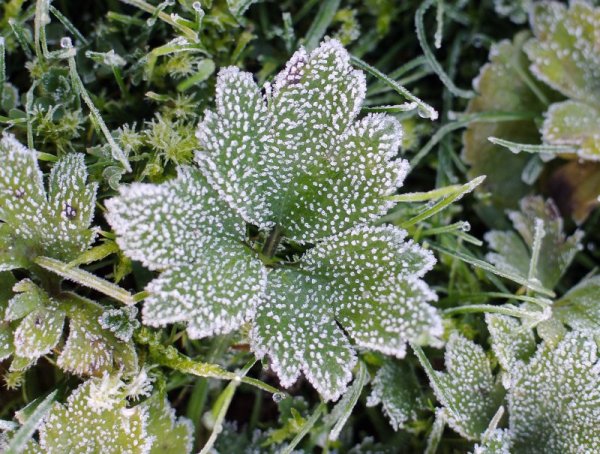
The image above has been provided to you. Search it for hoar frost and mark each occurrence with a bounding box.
[107,39,441,401]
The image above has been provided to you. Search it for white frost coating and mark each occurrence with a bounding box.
[196,39,407,242]
[39,378,153,454]
[431,333,503,440]
[509,332,600,453]
[0,133,98,263]
[105,166,267,339]
[251,225,440,402]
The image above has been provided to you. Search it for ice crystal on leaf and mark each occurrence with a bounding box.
[485,196,582,290]
[472,429,512,454]
[430,333,504,440]
[366,359,423,430]
[508,332,600,453]
[0,133,97,267]
[196,39,407,242]
[38,378,193,454]
[252,225,439,401]
[106,167,266,338]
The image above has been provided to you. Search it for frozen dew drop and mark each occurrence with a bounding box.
[60,37,73,49]
[460,221,471,232]
[192,1,202,12]
[272,392,285,403]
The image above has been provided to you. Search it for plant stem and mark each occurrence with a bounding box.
[282,402,326,454]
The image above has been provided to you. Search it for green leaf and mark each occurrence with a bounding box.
[509,332,600,453]
[57,295,138,377]
[196,39,407,242]
[143,395,194,454]
[98,306,140,342]
[13,307,64,359]
[0,133,98,263]
[485,314,535,387]
[106,166,266,339]
[463,32,546,209]
[39,377,152,453]
[553,275,600,335]
[5,280,48,321]
[366,359,423,431]
[429,333,504,440]
[542,100,600,161]
[525,1,600,104]
[252,225,440,401]
[485,196,582,290]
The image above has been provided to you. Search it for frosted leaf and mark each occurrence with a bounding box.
[509,332,600,453]
[196,39,407,242]
[486,196,582,289]
[105,167,266,339]
[542,100,600,161]
[0,133,98,263]
[143,395,194,453]
[553,275,600,335]
[485,314,535,388]
[58,296,138,377]
[13,307,65,359]
[525,2,600,105]
[493,0,531,24]
[366,360,423,431]
[98,306,140,342]
[252,225,440,401]
[5,279,48,321]
[431,333,504,440]
[472,429,512,454]
[39,378,153,454]
[463,32,546,209]
[0,272,14,360]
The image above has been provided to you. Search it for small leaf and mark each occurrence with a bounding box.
[143,395,194,454]
[509,332,600,452]
[542,100,600,161]
[98,306,140,342]
[196,39,407,242]
[13,307,64,359]
[472,429,512,454]
[525,1,600,104]
[106,167,266,339]
[486,196,582,289]
[252,225,440,401]
[553,275,600,335]
[366,359,423,431]
[5,280,49,322]
[39,378,152,453]
[429,333,504,440]
[0,133,98,263]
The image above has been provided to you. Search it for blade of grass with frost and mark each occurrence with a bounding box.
[281,402,326,454]
[118,0,198,40]
[35,256,135,305]
[488,136,575,154]
[0,37,5,103]
[428,242,555,297]
[199,360,254,454]
[326,361,368,441]
[415,0,474,99]
[4,390,57,454]
[303,0,340,51]
[392,175,485,228]
[59,38,131,172]
[350,54,438,120]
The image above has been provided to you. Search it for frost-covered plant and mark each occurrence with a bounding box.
[464,1,600,221]
[107,39,441,401]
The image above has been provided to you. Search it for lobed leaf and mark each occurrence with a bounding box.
[0,133,98,264]
[196,39,407,242]
[509,332,600,453]
[106,166,266,339]
[553,275,600,336]
[366,359,423,431]
[252,225,440,401]
[143,395,194,454]
[430,333,504,440]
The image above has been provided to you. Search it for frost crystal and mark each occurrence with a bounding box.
[196,39,407,242]
[430,333,504,440]
[106,167,266,338]
[509,332,600,453]
[366,359,423,430]
[0,133,98,265]
[252,225,440,401]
